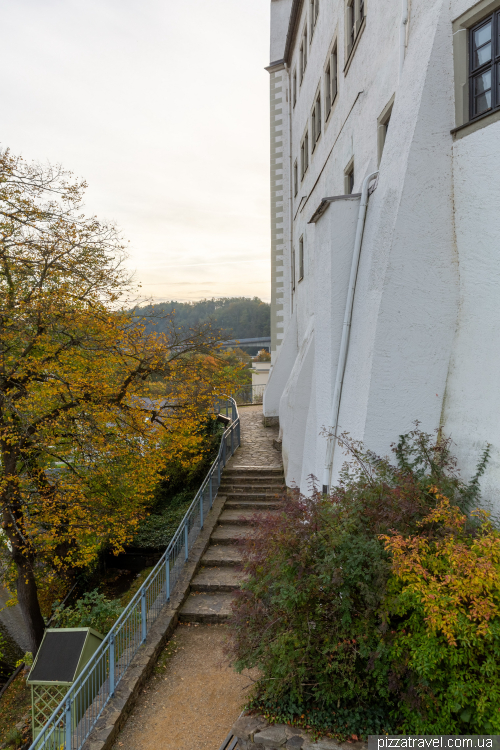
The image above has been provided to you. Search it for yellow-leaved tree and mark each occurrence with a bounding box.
[0,149,236,651]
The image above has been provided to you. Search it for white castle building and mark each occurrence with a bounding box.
[263,0,500,503]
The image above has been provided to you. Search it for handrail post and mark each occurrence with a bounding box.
[200,490,204,529]
[217,455,221,485]
[109,632,115,697]
[230,424,234,456]
[209,473,213,508]
[65,698,72,749]
[184,520,189,560]
[237,418,241,447]
[222,434,226,466]
[141,588,147,644]
[166,553,170,602]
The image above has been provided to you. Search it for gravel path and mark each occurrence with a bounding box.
[112,623,257,750]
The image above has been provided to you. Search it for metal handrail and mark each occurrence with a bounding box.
[28,397,240,750]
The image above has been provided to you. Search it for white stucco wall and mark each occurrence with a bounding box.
[442,119,500,503]
[266,0,500,508]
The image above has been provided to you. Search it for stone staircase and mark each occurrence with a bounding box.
[179,467,285,623]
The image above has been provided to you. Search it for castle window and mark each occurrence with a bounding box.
[377,95,394,164]
[325,43,338,116]
[345,159,355,194]
[345,0,366,71]
[469,14,498,118]
[301,130,309,179]
[310,0,319,36]
[452,1,500,138]
[299,236,304,281]
[299,25,308,83]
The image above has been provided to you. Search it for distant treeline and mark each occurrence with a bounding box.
[134,297,270,341]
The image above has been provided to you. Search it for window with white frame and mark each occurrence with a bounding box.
[345,0,366,63]
[292,246,296,291]
[300,25,308,82]
[312,90,321,149]
[310,0,319,36]
[293,160,298,196]
[301,130,309,179]
[345,159,354,194]
[377,96,394,164]
[299,236,304,280]
[325,43,338,115]
[293,69,297,106]
[452,0,500,134]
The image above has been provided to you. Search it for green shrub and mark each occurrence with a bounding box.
[51,590,123,634]
[229,428,490,738]
[382,493,500,733]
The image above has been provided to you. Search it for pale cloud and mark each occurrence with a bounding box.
[1,0,271,302]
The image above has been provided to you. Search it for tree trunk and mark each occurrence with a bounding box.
[1,444,45,654]
[13,551,45,654]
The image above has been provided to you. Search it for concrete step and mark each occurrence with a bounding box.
[211,525,254,545]
[201,545,244,566]
[191,567,246,592]
[220,476,285,486]
[179,592,234,623]
[220,485,283,493]
[223,468,284,477]
[225,499,282,510]
[222,492,282,501]
[218,509,277,525]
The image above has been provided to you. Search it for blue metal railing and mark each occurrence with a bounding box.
[29,397,240,750]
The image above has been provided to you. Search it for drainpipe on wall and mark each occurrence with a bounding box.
[287,63,294,316]
[400,0,408,80]
[322,171,379,495]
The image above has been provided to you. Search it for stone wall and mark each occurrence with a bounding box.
[231,715,367,750]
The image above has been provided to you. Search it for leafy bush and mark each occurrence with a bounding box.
[382,490,500,733]
[51,590,123,634]
[229,428,490,738]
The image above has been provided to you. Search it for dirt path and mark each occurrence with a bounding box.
[112,623,257,750]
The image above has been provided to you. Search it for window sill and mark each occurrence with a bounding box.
[344,17,366,75]
[451,107,500,140]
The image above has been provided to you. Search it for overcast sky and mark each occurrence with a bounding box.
[1,0,271,303]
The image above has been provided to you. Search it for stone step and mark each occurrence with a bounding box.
[211,525,254,545]
[218,509,277,525]
[223,468,284,477]
[219,485,284,495]
[220,476,285,485]
[220,485,284,493]
[225,499,282,510]
[201,545,244,566]
[179,592,234,623]
[222,491,282,501]
[191,567,246,592]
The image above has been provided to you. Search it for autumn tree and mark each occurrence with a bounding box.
[0,149,233,651]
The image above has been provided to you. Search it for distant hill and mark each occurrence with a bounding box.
[134,297,270,341]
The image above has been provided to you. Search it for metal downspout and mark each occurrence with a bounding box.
[322,171,379,494]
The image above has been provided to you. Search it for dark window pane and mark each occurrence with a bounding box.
[473,69,492,115]
[472,20,492,69]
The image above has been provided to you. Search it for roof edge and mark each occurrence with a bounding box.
[265,58,287,73]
